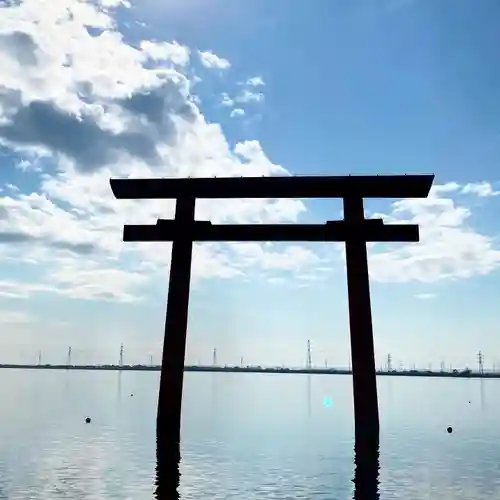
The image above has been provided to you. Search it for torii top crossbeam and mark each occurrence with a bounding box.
[110,174,434,200]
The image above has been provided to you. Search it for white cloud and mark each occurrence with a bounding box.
[246,76,265,86]
[220,93,234,107]
[0,0,317,302]
[461,181,500,197]
[140,40,190,66]
[235,89,264,104]
[415,293,436,300]
[230,243,320,271]
[0,0,499,307]
[230,108,245,118]
[367,182,500,282]
[198,50,230,69]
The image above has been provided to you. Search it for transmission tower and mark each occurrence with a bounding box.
[149,354,153,366]
[119,344,124,367]
[477,351,484,375]
[213,348,217,367]
[387,354,392,371]
[306,340,312,369]
[38,351,42,366]
[67,346,72,366]
[240,356,243,368]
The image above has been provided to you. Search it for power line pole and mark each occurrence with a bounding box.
[149,354,153,366]
[38,351,42,366]
[306,340,312,369]
[67,346,72,366]
[213,348,217,367]
[240,356,243,368]
[387,353,392,371]
[477,351,484,375]
[440,360,445,372]
[119,344,124,367]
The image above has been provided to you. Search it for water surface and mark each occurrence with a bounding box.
[0,369,497,499]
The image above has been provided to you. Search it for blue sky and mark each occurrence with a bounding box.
[1,0,500,370]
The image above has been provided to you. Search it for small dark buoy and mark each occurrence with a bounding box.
[468,400,471,403]
[85,417,91,424]
[130,393,134,396]
[447,426,452,434]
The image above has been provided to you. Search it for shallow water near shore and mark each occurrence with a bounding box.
[0,369,497,499]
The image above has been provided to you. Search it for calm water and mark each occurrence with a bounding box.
[0,369,499,499]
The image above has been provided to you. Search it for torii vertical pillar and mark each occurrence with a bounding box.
[344,196,379,437]
[157,196,196,455]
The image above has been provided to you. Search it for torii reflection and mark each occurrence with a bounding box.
[352,428,380,500]
[152,428,381,499]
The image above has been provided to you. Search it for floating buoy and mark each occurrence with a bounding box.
[447,426,452,434]
[85,417,91,424]
[130,393,134,397]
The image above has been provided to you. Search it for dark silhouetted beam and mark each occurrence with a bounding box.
[122,220,420,242]
[110,174,434,200]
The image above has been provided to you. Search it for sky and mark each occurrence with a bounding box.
[1,0,500,370]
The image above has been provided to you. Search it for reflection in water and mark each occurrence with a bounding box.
[306,375,311,417]
[387,377,393,406]
[211,372,218,403]
[154,434,181,500]
[63,370,70,398]
[117,371,122,402]
[153,427,380,499]
[480,379,485,410]
[352,430,380,500]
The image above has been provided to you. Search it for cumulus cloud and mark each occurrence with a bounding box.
[0,0,312,302]
[0,2,199,172]
[367,184,500,282]
[198,50,230,69]
[461,182,500,197]
[0,0,499,306]
[140,40,190,65]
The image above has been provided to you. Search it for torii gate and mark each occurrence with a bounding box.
[110,174,433,444]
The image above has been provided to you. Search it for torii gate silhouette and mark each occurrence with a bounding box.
[110,174,433,447]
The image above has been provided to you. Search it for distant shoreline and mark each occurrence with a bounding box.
[0,364,496,379]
